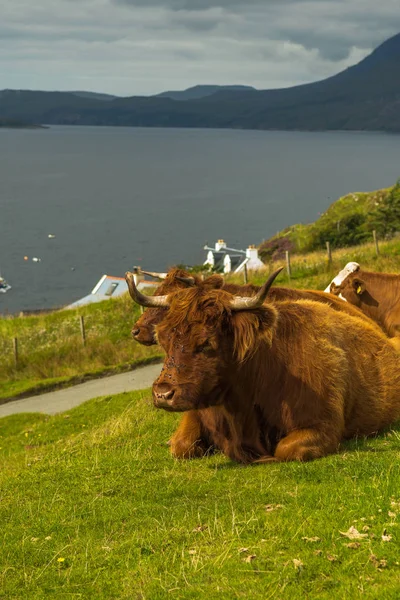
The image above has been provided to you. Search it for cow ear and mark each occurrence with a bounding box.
[203,275,224,289]
[352,278,366,295]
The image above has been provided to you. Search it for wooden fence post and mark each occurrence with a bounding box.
[373,230,380,256]
[326,241,332,265]
[243,262,248,284]
[13,337,19,368]
[285,251,291,281]
[79,315,86,346]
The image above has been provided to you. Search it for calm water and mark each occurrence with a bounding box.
[1,126,400,314]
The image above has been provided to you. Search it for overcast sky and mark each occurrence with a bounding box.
[1,0,400,96]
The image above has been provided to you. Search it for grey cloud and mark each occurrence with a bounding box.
[170,10,223,32]
[1,0,400,96]
[112,0,311,10]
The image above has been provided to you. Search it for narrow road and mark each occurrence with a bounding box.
[0,364,162,418]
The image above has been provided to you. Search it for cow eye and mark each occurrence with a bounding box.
[197,342,213,354]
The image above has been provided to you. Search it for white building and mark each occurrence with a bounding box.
[67,267,158,309]
[204,240,264,274]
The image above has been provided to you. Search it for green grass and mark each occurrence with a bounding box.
[227,237,400,291]
[259,187,392,257]
[0,294,161,401]
[1,390,400,599]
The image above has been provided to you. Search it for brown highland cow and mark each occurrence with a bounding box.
[126,269,400,464]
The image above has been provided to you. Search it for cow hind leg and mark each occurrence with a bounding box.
[273,429,340,462]
[170,411,210,459]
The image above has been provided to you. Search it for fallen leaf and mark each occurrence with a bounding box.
[388,511,396,518]
[362,525,370,532]
[327,554,338,562]
[193,525,208,532]
[314,550,323,556]
[302,536,320,543]
[293,559,304,570]
[188,549,196,555]
[238,548,249,553]
[370,554,387,569]
[346,542,361,549]
[382,533,392,542]
[244,555,256,563]
[339,526,368,540]
[265,504,283,512]
[379,559,388,569]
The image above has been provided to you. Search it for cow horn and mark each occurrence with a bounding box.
[230,267,284,311]
[140,270,167,281]
[125,272,169,308]
[176,276,196,287]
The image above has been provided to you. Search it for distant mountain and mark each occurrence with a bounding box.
[1,34,400,132]
[155,85,256,101]
[70,91,117,101]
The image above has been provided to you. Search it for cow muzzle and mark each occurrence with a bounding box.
[153,383,176,410]
[131,325,156,346]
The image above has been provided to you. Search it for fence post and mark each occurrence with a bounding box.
[79,315,86,346]
[326,241,332,265]
[13,337,19,368]
[285,251,291,281]
[373,230,380,256]
[243,262,248,284]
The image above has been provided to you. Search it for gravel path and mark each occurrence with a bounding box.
[0,364,162,418]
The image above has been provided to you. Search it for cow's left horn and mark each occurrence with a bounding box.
[230,267,284,311]
[125,272,169,308]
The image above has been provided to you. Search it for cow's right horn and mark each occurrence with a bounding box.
[140,270,167,281]
[230,267,284,311]
[125,272,169,308]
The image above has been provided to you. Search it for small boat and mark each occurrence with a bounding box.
[0,275,11,293]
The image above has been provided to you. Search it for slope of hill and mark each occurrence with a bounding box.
[1,33,400,131]
[71,91,117,101]
[155,84,256,100]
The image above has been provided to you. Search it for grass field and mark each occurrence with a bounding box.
[0,294,161,402]
[1,390,400,599]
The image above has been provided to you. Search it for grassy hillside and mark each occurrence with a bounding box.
[1,390,400,599]
[0,294,161,402]
[259,187,393,260]
[233,237,400,292]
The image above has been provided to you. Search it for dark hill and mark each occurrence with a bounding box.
[1,34,400,131]
[155,84,256,101]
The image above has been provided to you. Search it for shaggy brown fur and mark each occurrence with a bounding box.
[330,269,400,345]
[153,284,400,464]
[132,268,379,346]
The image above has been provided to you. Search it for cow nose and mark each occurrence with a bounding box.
[155,387,175,401]
[132,327,140,338]
[153,383,176,407]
